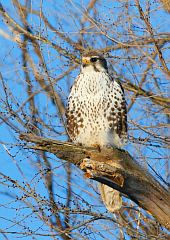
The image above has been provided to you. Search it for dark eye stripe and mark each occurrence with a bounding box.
[90,57,98,62]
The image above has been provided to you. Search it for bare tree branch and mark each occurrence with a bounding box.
[160,0,170,13]
[20,133,170,231]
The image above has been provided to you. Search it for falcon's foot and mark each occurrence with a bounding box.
[91,144,101,152]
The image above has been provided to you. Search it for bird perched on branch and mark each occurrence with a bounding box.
[66,51,127,212]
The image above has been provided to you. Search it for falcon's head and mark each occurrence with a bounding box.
[81,52,108,73]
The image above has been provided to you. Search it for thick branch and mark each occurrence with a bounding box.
[20,133,170,230]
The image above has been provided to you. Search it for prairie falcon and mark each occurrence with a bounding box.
[66,51,127,212]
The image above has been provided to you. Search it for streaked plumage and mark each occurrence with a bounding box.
[66,52,127,212]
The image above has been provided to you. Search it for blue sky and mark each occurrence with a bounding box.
[0,0,169,239]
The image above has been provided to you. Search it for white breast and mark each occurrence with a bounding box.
[67,71,126,148]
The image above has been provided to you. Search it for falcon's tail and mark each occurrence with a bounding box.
[99,183,122,212]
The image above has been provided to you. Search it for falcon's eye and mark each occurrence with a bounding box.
[90,57,98,63]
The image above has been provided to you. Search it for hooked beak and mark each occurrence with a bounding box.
[82,57,91,65]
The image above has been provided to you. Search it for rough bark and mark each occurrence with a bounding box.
[20,133,170,231]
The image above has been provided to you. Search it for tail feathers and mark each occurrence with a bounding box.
[99,184,122,212]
